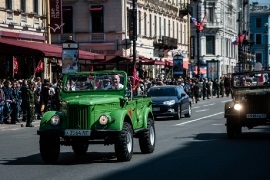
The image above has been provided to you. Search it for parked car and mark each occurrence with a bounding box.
[147,85,192,119]
[224,70,270,138]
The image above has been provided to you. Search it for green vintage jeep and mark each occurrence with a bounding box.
[37,70,155,163]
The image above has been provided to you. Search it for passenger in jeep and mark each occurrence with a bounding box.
[105,75,124,90]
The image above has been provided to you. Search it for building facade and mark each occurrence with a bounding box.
[52,0,190,78]
[0,0,48,79]
[250,2,270,69]
[189,0,250,79]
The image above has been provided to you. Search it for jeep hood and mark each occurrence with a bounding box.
[62,95,123,105]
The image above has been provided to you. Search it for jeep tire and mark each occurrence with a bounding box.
[114,122,133,162]
[139,117,155,154]
[226,118,242,139]
[40,135,60,163]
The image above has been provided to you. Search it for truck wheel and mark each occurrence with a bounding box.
[114,122,133,162]
[72,142,89,156]
[227,118,242,139]
[139,118,155,154]
[40,135,60,163]
[184,104,192,117]
[174,105,181,120]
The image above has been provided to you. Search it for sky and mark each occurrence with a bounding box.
[251,0,270,5]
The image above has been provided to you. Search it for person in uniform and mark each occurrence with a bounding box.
[194,81,200,103]
[0,83,5,124]
[202,78,207,100]
[21,80,35,127]
[54,80,62,111]
[219,77,224,98]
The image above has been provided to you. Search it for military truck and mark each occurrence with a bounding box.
[37,70,155,163]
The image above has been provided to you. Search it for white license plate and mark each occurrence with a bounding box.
[152,107,160,111]
[65,130,91,136]
[246,114,266,118]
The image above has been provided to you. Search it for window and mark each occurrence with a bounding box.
[206,36,215,54]
[164,18,166,36]
[255,34,262,44]
[149,14,152,37]
[154,15,157,37]
[6,0,12,9]
[255,53,262,63]
[168,20,170,37]
[91,6,104,33]
[172,21,175,38]
[33,0,38,14]
[159,17,162,37]
[138,11,141,36]
[63,6,73,33]
[20,0,26,12]
[144,13,147,36]
[256,18,261,28]
[207,7,214,23]
[177,22,179,43]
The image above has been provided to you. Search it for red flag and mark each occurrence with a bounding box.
[234,32,246,45]
[13,57,18,74]
[35,60,44,73]
[132,67,140,90]
[196,13,207,32]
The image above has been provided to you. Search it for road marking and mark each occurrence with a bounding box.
[212,124,224,126]
[196,109,209,112]
[175,112,224,126]
[222,100,232,103]
[192,106,200,109]
[203,103,215,107]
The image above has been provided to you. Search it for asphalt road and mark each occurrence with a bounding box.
[1,96,270,180]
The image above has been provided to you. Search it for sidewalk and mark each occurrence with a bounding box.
[0,118,40,130]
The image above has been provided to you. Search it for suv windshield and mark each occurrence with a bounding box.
[147,87,177,96]
[64,72,125,91]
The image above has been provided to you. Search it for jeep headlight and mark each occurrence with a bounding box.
[99,114,109,125]
[50,115,60,126]
[233,103,242,111]
[163,100,175,105]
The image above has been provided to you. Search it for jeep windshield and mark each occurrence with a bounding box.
[63,72,126,92]
[232,71,270,88]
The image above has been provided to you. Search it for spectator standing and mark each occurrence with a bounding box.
[0,83,5,124]
[220,77,224,97]
[10,81,20,123]
[2,81,13,124]
[194,81,200,103]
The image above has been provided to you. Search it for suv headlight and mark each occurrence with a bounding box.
[99,114,110,125]
[163,100,175,105]
[233,103,242,111]
[50,115,60,126]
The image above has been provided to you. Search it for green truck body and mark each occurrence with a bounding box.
[37,70,155,163]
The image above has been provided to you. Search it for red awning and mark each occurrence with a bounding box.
[194,66,206,74]
[90,7,103,11]
[0,38,104,60]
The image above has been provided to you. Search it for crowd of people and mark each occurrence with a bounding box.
[0,74,231,127]
[136,75,232,103]
[0,77,62,127]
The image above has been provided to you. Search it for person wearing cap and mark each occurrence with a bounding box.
[103,76,111,89]
[2,80,13,124]
[25,81,35,127]
[54,80,62,111]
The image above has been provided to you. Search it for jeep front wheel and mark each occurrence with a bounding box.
[226,118,242,139]
[114,122,133,162]
[139,117,155,154]
[39,135,60,163]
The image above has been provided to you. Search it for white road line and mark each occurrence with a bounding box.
[192,106,201,109]
[212,124,224,126]
[196,109,209,112]
[203,103,215,107]
[175,112,224,126]
[221,100,232,103]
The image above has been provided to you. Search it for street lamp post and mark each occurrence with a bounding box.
[196,2,200,78]
[132,0,137,76]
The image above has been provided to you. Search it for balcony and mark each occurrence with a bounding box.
[153,36,177,50]
[205,22,223,29]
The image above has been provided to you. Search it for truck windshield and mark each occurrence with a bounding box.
[64,73,125,91]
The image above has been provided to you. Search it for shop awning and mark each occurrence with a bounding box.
[0,38,104,60]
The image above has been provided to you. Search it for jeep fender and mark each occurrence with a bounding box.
[109,110,128,130]
[39,111,66,130]
[142,107,154,129]
[224,101,234,117]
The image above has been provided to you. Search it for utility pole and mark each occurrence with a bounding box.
[196,2,200,78]
[132,0,137,75]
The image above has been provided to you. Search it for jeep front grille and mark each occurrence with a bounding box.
[247,95,270,113]
[67,105,89,129]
